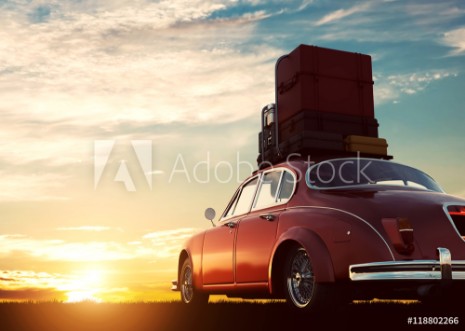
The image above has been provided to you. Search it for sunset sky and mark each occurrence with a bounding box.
[1,0,465,302]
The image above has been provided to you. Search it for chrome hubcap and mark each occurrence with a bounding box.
[181,265,193,303]
[287,249,314,308]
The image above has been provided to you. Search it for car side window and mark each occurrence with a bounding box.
[254,171,282,209]
[224,177,258,218]
[253,169,296,210]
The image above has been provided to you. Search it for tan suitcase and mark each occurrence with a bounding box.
[345,135,388,155]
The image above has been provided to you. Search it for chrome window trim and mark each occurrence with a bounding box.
[274,170,285,203]
[220,167,297,221]
[251,167,297,212]
[276,169,295,203]
[220,175,260,221]
[251,171,282,211]
[443,202,465,243]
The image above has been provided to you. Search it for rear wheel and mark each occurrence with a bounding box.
[180,259,209,305]
[283,245,333,312]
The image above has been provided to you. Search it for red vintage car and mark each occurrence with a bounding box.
[172,157,465,311]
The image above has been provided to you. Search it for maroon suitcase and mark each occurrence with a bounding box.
[276,45,374,124]
[280,130,345,155]
[279,110,379,141]
[258,130,344,166]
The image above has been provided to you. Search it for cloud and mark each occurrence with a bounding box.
[404,2,465,26]
[56,226,121,232]
[0,1,276,127]
[0,0,281,201]
[443,27,465,56]
[0,234,133,262]
[1,270,62,290]
[312,1,465,43]
[0,172,71,201]
[142,227,199,241]
[374,70,458,105]
[0,288,65,301]
[315,3,371,26]
[0,227,200,262]
[143,228,201,259]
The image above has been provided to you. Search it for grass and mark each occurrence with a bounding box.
[0,300,463,331]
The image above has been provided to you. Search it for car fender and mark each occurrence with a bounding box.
[177,231,206,290]
[269,227,335,293]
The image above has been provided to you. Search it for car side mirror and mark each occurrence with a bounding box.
[204,208,216,227]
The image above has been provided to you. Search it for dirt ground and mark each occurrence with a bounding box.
[0,300,463,331]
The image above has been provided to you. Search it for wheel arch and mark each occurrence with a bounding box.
[177,250,190,284]
[269,228,335,295]
[176,230,206,290]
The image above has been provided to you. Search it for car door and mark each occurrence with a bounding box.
[235,169,296,283]
[202,176,259,285]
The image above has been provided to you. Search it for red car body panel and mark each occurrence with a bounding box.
[235,208,280,284]
[176,159,465,299]
[202,225,235,285]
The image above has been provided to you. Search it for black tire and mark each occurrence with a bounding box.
[180,258,209,305]
[283,245,333,312]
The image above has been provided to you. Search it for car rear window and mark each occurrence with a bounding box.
[306,158,443,192]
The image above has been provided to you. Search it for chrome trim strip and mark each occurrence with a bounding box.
[350,267,465,281]
[286,205,395,261]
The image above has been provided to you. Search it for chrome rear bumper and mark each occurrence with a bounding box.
[350,247,465,281]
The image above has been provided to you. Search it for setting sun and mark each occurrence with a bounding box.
[60,270,105,303]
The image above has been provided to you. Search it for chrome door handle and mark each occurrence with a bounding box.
[225,222,236,228]
[260,214,276,221]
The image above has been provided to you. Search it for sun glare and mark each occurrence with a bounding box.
[66,290,102,303]
[61,269,105,303]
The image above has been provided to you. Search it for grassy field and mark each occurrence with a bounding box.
[0,300,463,331]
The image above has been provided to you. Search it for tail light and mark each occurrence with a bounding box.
[382,217,414,255]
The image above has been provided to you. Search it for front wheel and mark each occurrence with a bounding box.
[180,259,209,305]
[283,245,333,312]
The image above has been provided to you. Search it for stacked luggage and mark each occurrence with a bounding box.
[258,44,391,167]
